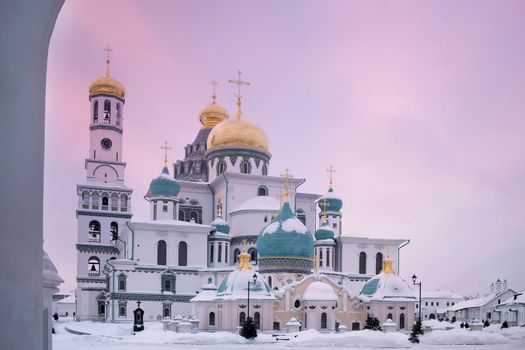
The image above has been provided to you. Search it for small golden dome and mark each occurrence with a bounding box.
[199,102,229,129]
[207,117,269,152]
[89,58,125,100]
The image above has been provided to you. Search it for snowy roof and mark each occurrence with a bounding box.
[303,281,338,301]
[359,260,415,302]
[130,219,211,228]
[216,269,274,300]
[42,251,64,288]
[190,289,217,302]
[79,180,130,190]
[422,290,463,299]
[57,294,76,304]
[447,292,502,311]
[499,290,525,306]
[231,195,281,213]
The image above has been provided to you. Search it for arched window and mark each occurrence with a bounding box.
[178,210,185,221]
[118,275,126,291]
[321,312,327,329]
[209,312,215,326]
[163,307,170,318]
[91,192,100,210]
[157,240,167,265]
[239,312,246,326]
[254,312,261,329]
[164,279,171,292]
[359,251,367,274]
[99,304,105,315]
[240,160,250,174]
[376,252,383,274]
[262,164,268,176]
[93,100,99,123]
[116,103,121,126]
[178,241,187,266]
[102,196,109,209]
[217,161,225,176]
[190,210,198,223]
[233,248,240,263]
[88,221,101,242]
[248,248,257,264]
[110,222,118,241]
[399,313,405,329]
[119,306,126,317]
[103,99,111,123]
[111,193,118,211]
[257,186,268,196]
[120,194,128,212]
[88,256,100,276]
[82,191,90,208]
[387,313,393,320]
[268,276,272,288]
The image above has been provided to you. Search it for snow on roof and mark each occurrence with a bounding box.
[261,218,308,235]
[447,292,500,311]
[303,281,338,301]
[57,294,76,304]
[210,217,228,226]
[190,289,217,302]
[360,272,416,302]
[130,219,211,228]
[80,180,129,190]
[499,290,525,306]
[231,196,281,213]
[422,290,463,299]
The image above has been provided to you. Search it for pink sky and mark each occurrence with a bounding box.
[44,0,525,295]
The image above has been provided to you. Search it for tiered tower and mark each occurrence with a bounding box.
[76,48,133,321]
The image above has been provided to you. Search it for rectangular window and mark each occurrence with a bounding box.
[153,204,157,220]
[163,205,168,212]
[431,302,434,306]
[447,302,449,306]
[425,302,428,306]
[436,302,439,306]
[225,244,228,263]
[218,243,222,263]
[210,244,214,263]
[326,250,330,267]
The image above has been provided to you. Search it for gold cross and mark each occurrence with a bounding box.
[280,168,293,202]
[160,141,172,166]
[314,254,319,273]
[103,45,113,77]
[276,190,283,208]
[210,79,218,104]
[228,71,250,119]
[327,165,336,188]
[319,199,330,223]
[216,193,223,217]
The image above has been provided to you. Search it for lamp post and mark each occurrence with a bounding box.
[247,273,258,322]
[412,274,422,322]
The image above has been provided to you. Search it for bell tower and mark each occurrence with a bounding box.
[75,47,133,321]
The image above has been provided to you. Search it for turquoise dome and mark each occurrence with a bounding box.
[148,166,180,197]
[315,224,334,240]
[318,187,343,212]
[211,216,230,234]
[257,202,314,259]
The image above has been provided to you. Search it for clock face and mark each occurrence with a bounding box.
[101,138,112,150]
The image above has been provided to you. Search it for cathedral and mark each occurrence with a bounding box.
[75,56,415,332]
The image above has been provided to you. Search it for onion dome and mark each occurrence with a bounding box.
[199,102,229,129]
[359,257,416,302]
[303,281,338,301]
[318,187,343,213]
[207,118,269,152]
[216,246,273,300]
[315,223,334,241]
[211,210,230,234]
[147,166,180,198]
[89,57,125,100]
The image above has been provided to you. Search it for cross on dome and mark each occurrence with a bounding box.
[210,79,218,104]
[280,168,293,202]
[160,141,172,167]
[327,165,336,188]
[103,44,113,77]
[228,70,250,119]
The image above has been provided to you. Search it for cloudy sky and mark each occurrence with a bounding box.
[44,0,525,295]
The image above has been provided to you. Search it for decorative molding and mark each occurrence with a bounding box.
[90,124,123,134]
[254,158,261,168]
[230,156,238,166]
[231,236,258,245]
[206,147,271,163]
[76,210,133,219]
[76,244,119,255]
[77,277,107,284]
[109,292,194,302]
[135,266,199,275]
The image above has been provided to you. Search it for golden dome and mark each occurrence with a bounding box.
[199,102,229,128]
[207,117,269,152]
[89,58,125,100]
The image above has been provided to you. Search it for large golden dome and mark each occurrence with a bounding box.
[207,117,269,152]
[89,59,125,100]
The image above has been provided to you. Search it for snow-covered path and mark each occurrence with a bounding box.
[52,321,525,350]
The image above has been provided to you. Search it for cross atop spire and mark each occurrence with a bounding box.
[103,44,113,77]
[210,79,218,104]
[228,71,250,119]
[327,165,336,189]
[160,141,172,167]
[319,198,329,223]
[280,168,293,202]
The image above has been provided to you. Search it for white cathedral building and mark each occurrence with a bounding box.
[75,59,415,331]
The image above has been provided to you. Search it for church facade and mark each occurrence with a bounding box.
[75,60,413,331]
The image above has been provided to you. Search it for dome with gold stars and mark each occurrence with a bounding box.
[89,55,126,100]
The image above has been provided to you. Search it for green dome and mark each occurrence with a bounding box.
[211,216,230,234]
[315,224,334,240]
[148,166,180,197]
[257,202,314,259]
[318,187,343,212]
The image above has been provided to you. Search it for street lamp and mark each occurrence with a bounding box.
[412,274,422,322]
[247,273,258,322]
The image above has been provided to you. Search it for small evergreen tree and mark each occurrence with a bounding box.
[464,322,469,329]
[484,320,490,327]
[239,317,257,339]
[501,321,508,329]
[53,313,59,321]
[408,319,424,343]
[363,315,382,331]
[460,322,464,328]
[451,316,456,323]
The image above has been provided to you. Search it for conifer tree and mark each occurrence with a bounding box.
[408,319,424,343]
[240,317,258,339]
[501,321,508,329]
[363,314,382,331]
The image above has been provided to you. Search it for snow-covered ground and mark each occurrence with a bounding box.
[53,320,525,350]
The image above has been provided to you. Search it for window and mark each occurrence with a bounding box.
[326,249,330,268]
[262,164,268,176]
[248,248,257,264]
[264,216,268,223]
[119,306,126,317]
[268,276,272,288]
[294,299,301,309]
[352,322,360,331]
[257,186,268,196]
[233,248,240,263]
[359,252,367,274]
[178,241,187,266]
[153,204,157,220]
[447,302,450,306]
[178,210,185,221]
[157,240,167,265]
[102,196,109,208]
[399,314,405,329]
[218,243,222,263]
[163,307,170,318]
[162,205,168,212]
[239,312,246,326]
[375,252,383,274]
[88,220,101,242]
[210,244,214,263]
[164,279,171,292]
[88,256,100,276]
[190,210,198,223]
[452,302,454,306]
[425,302,428,306]
[225,244,228,263]
[161,273,175,293]
[110,222,118,241]
[296,209,306,225]
[319,249,323,267]
[273,322,280,331]
[431,302,434,306]
[217,161,225,176]
[118,274,126,291]
[93,100,99,123]
[436,302,439,306]
[98,303,105,316]
[240,160,250,174]
[116,103,121,126]
[254,312,261,329]
[82,191,89,208]
[321,312,327,329]
[103,99,111,122]
[209,312,215,326]
[387,313,393,320]
[120,194,128,212]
